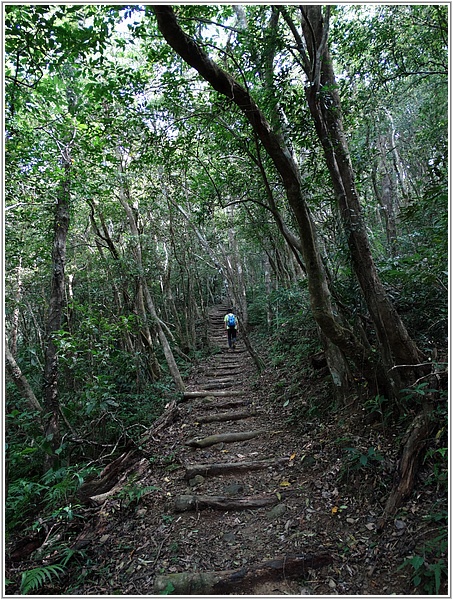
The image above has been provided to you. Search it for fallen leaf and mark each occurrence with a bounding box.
[290,452,297,461]
[331,506,338,514]
[280,480,291,487]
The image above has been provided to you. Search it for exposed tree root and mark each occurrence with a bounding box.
[195,408,257,424]
[378,409,434,530]
[200,381,236,390]
[185,430,266,448]
[204,370,242,377]
[77,400,180,504]
[174,492,286,512]
[184,457,289,479]
[153,553,333,594]
[182,390,243,400]
[193,398,249,411]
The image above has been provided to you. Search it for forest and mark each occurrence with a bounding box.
[4,4,448,596]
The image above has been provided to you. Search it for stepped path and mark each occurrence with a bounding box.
[57,303,424,596]
[117,304,332,595]
[72,305,343,594]
[7,306,439,595]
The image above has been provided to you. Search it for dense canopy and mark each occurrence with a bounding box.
[4,4,447,595]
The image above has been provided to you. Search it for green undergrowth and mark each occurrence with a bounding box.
[248,279,448,595]
[5,318,220,549]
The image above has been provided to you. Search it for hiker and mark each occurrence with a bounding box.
[224,309,238,349]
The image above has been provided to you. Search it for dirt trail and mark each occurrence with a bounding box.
[64,305,330,595]
[141,305,332,595]
[59,304,427,595]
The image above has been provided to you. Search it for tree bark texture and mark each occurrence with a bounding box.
[174,493,284,512]
[185,429,266,448]
[298,6,425,390]
[378,410,434,529]
[42,146,72,454]
[153,553,333,594]
[195,408,257,423]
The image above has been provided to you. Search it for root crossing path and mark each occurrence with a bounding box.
[77,305,334,595]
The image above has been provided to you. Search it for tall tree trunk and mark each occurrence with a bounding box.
[373,133,398,256]
[153,5,388,394]
[284,5,425,390]
[42,142,72,462]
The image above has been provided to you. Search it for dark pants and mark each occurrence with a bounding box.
[227,327,237,348]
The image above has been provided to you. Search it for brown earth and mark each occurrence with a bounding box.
[5,304,447,595]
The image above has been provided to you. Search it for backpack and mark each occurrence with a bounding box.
[227,313,236,327]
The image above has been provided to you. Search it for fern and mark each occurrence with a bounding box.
[20,564,65,594]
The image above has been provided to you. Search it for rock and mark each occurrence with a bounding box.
[224,483,244,496]
[266,503,287,520]
[222,532,236,543]
[189,475,205,487]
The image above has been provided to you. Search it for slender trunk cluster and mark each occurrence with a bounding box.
[117,159,185,393]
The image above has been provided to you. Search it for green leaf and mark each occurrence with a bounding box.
[410,555,425,570]
[20,564,65,594]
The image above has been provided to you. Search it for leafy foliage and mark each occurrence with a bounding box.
[5,8,447,595]
[398,529,448,594]
[20,563,65,594]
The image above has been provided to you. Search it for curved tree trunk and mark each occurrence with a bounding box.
[153,5,389,394]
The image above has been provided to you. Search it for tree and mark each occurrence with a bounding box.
[42,129,74,461]
[152,5,397,397]
[279,6,426,387]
